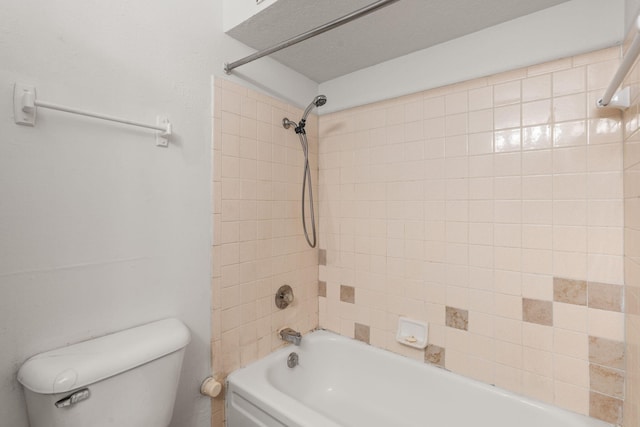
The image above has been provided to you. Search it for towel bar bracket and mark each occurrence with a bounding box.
[155,116,171,147]
[14,83,37,127]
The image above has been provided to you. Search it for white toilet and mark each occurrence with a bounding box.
[17,318,190,427]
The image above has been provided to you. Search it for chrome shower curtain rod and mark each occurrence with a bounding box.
[597,14,640,109]
[224,0,401,74]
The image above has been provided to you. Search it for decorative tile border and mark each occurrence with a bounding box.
[553,277,623,312]
[588,336,626,424]
[546,277,626,424]
[326,275,625,425]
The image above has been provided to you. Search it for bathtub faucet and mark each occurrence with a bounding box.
[279,328,302,345]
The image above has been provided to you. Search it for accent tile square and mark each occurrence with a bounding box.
[522,298,553,326]
[588,336,624,370]
[425,344,446,367]
[340,285,355,304]
[589,364,624,399]
[318,249,327,266]
[589,391,623,425]
[318,281,327,298]
[588,282,622,312]
[446,306,469,330]
[354,323,370,344]
[553,278,587,305]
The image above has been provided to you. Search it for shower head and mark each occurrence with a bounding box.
[313,95,327,107]
[301,95,328,121]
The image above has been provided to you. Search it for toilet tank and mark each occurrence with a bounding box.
[17,318,190,427]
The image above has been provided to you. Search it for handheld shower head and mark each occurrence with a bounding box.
[281,95,326,248]
[301,94,327,121]
[313,95,327,107]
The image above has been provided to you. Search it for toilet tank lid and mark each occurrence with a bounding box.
[17,318,190,394]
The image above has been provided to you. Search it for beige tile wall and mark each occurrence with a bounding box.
[211,78,319,425]
[317,47,626,423]
[622,33,640,427]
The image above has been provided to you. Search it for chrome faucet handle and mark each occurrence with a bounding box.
[275,285,294,309]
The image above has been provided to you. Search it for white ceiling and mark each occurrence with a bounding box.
[227,0,572,83]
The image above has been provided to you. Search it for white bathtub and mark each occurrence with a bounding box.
[226,330,612,427]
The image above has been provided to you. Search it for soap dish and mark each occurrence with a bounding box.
[396,317,428,349]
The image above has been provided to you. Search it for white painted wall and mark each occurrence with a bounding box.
[0,1,316,427]
[320,0,625,114]
[627,0,640,31]
[223,0,278,32]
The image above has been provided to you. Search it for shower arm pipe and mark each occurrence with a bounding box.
[597,15,640,109]
[224,0,400,74]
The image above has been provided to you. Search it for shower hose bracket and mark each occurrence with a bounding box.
[295,119,306,134]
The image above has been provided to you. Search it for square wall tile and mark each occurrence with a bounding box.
[425,344,446,367]
[523,298,553,326]
[590,391,623,425]
[446,306,469,331]
[553,278,587,305]
[590,364,624,399]
[588,282,622,312]
[340,285,356,304]
[355,323,370,344]
[318,281,327,297]
[589,336,625,370]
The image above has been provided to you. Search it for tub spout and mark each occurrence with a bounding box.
[279,328,302,345]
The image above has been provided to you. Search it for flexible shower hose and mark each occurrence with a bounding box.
[298,132,316,248]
